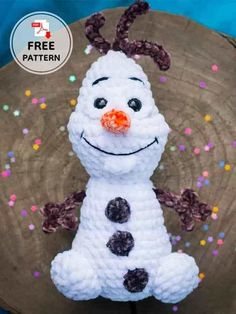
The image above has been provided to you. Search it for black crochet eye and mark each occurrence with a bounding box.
[128,98,142,112]
[94,98,107,109]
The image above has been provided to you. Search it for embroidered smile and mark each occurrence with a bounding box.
[81,132,158,156]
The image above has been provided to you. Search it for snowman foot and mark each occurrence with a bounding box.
[152,252,199,303]
[51,250,101,300]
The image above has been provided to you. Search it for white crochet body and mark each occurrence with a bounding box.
[51,51,199,302]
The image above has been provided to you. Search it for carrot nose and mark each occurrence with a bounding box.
[101,109,131,134]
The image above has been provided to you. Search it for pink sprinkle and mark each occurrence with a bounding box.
[133,54,140,60]
[194,147,201,155]
[29,224,35,231]
[204,145,210,152]
[217,239,224,246]
[172,305,178,312]
[33,271,40,278]
[211,64,219,72]
[10,194,17,201]
[202,171,209,177]
[184,127,192,135]
[8,200,15,207]
[177,249,183,253]
[34,139,42,145]
[32,98,38,105]
[22,128,29,135]
[1,170,10,177]
[21,209,27,217]
[211,213,218,220]
[31,205,37,212]
[199,81,207,89]
[159,76,167,84]
[212,249,218,256]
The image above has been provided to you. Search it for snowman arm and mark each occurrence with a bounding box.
[153,188,212,231]
[40,190,86,233]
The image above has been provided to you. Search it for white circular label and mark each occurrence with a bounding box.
[10,12,73,75]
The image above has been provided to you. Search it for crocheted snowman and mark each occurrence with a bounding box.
[43,1,211,304]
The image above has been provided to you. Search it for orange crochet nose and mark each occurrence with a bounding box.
[101,109,131,134]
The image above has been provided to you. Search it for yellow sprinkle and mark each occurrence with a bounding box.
[40,103,47,110]
[25,89,31,97]
[33,144,40,151]
[200,240,206,246]
[198,272,205,280]
[70,99,77,106]
[204,114,212,122]
[224,164,231,171]
[212,206,219,213]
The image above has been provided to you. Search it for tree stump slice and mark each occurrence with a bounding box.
[0,8,235,314]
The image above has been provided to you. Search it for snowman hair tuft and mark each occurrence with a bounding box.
[85,0,171,71]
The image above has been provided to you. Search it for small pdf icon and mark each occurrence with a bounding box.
[31,19,50,38]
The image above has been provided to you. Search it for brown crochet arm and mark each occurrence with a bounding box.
[85,13,111,54]
[113,1,171,71]
[40,190,86,233]
[153,188,212,231]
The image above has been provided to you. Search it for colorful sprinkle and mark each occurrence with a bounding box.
[159,76,167,84]
[170,146,176,152]
[218,160,225,168]
[224,164,231,171]
[204,114,212,122]
[198,272,205,280]
[207,236,213,243]
[13,110,21,117]
[69,75,77,82]
[10,194,17,201]
[200,240,206,246]
[70,99,77,107]
[217,239,224,246]
[232,140,236,148]
[202,224,209,232]
[193,147,201,155]
[212,206,219,213]
[212,249,218,256]
[199,81,207,89]
[184,127,192,135]
[211,64,219,72]
[32,98,38,105]
[29,224,35,231]
[35,139,42,145]
[211,213,218,220]
[22,128,29,135]
[25,89,31,96]
[202,171,209,177]
[218,232,225,239]
[33,271,40,278]
[2,104,10,111]
[21,210,27,217]
[172,305,178,312]
[40,103,47,110]
[33,144,40,151]
[178,144,186,151]
[84,44,93,54]
[31,205,37,212]
[185,242,191,247]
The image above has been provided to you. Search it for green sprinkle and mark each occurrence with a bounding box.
[2,104,9,111]
[13,110,21,117]
[170,145,176,152]
[69,75,77,82]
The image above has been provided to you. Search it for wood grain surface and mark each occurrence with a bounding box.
[0,8,235,314]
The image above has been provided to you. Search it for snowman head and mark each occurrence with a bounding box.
[68,1,171,182]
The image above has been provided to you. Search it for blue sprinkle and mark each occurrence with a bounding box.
[218,160,225,168]
[218,232,225,239]
[202,224,209,231]
[204,179,210,185]
[185,242,191,247]
[7,151,14,158]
